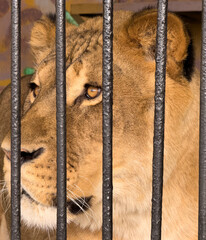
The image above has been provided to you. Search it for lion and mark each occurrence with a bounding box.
[0,9,200,239]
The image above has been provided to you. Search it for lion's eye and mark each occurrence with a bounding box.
[85,85,101,100]
[29,82,40,102]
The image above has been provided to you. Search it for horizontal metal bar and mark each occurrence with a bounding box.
[11,0,21,239]
[56,0,67,239]
[102,0,113,240]
[151,1,168,240]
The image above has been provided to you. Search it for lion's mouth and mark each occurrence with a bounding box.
[22,188,38,203]
[66,196,92,215]
[22,188,92,215]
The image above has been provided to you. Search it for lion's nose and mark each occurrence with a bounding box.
[2,148,44,165]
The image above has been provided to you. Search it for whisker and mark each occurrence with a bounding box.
[71,185,94,212]
[0,180,7,183]
[67,189,95,220]
[78,175,96,190]
[66,194,91,221]
[67,189,93,218]
[67,187,94,214]
[3,200,10,215]
[47,229,51,240]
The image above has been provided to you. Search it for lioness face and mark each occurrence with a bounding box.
[1,10,197,234]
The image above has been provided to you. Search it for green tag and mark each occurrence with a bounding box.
[24,67,35,75]
[66,11,79,26]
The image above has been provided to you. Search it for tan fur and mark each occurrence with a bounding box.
[0,10,200,239]
[0,214,9,240]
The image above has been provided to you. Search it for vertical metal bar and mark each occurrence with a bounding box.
[102,1,113,240]
[151,1,168,240]
[56,0,67,239]
[199,1,206,239]
[11,0,21,239]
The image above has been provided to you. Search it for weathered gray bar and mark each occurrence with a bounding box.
[151,0,168,239]
[102,0,113,240]
[56,0,67,239]
[199,1,206,239]
[11,0,21,239]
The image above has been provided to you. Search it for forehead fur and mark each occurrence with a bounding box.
[30,10,193,81]
[65,27,102,69]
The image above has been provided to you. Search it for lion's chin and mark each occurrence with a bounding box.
[21,195,58,230]
[21,195,73,230]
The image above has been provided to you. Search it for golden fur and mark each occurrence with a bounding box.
[0,9,200,239]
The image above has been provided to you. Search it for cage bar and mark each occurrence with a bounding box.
[102,0,113,240]
[11,0,21,239]
[198,0,206,239]
[151,0,168,239]
[56,0,67,239]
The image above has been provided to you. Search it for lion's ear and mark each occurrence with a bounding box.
[30,14,56,65]
[126,10,193,80]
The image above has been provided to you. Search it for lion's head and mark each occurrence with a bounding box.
[1,9,199,239]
